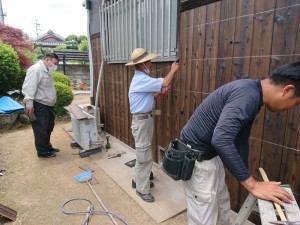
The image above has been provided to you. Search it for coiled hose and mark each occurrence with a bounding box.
[61,198,129,225]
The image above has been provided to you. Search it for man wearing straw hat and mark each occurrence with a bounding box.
[126,48,180,202]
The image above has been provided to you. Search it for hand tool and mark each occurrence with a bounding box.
[107,151,126,159]
[74,170,119,225]
[105,135,111,151]
[108,153,121,159]
[160,85,170,95]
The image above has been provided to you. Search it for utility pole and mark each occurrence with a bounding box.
[32,19,41,37]
[0,0,7,24]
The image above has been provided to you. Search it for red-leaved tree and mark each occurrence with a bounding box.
[0,23,34,70]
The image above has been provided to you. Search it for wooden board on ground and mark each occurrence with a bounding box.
[90,135,187,223]
[0,204,17,221]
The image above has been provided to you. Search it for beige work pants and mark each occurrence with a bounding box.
[184,156,231,225]
[131,115,154,194]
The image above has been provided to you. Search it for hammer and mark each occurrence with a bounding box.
[108,151,126,159]
[108,153,121,159]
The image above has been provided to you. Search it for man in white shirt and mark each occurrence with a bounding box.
[126,48,179,202]
[22,53,60,158]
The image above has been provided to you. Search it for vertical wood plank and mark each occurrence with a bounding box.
[216,0,237,88]
[272,1,300,57]
[190,6,206,114]
[281,109,300,186]
[176,9,190,138]
[231,0,255,82]
[203,1,221,93]
[123,64,128,144]
[154,62,164,162]
[128,67,135,147]
[179,9,194,131]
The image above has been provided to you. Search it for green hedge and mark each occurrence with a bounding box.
[54,82,73,116]
[0,41,21,95]
[51,71,71,87]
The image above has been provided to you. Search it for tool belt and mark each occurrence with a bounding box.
[162,139,218,181]
[132,110,161,120]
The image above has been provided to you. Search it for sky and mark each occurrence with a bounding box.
[2,0,88,39]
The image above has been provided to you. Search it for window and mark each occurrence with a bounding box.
[101,0,178,63]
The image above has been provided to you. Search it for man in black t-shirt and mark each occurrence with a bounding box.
[181,62,300,225]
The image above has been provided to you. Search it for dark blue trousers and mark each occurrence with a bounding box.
[31,101,55,154]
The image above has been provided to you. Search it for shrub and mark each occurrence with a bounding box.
[51,71,71,87]
[78,39,88,51]
[54,82,73,116]
[0,41,21,95]
[15,70,26,93]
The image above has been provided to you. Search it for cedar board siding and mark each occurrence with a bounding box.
[91,0,300,223]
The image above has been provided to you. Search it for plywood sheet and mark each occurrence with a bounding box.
[90,135,187,223]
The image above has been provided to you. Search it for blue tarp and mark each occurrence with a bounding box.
[0,96,25,114]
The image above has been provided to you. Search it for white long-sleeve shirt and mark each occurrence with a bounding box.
[22,60,56,107]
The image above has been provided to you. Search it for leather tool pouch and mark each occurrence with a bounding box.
[181,152,196,181]
[162,139,195,181]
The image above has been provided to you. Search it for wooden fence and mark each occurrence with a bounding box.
[91,0,300,223]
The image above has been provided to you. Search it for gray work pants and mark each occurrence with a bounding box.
[184,156,231,225]
[131,115,154,194]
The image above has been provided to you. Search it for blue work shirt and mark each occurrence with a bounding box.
[129,70,164,114]
[181,79,263,182]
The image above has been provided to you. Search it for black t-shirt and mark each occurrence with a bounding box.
[181,79,263,181]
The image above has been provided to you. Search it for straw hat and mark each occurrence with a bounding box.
[125,48,158,66]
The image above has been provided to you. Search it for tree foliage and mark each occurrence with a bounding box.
[0,23,34,70]
[63,34,87,50]
[65,34,78,42]
[34,46,53,60]
[0,41,21,95]
[78,39,88,51]
[54,82,73,116]
[54,45,68,51]
[78,35,87,42]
